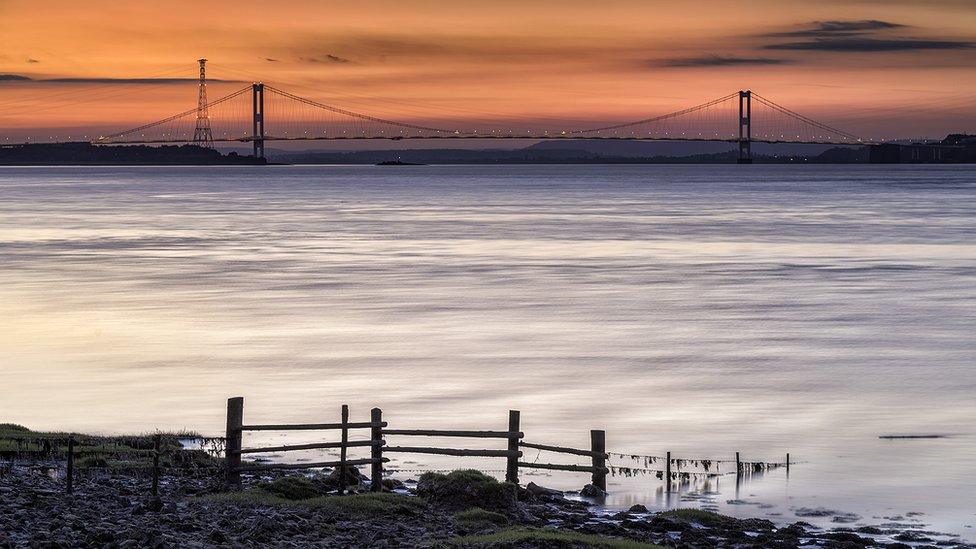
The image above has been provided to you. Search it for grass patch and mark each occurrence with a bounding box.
[0,423,31,435]
[197,491,426,518]
[448,527,663,548]
[258,476,330,500]
[658,508,735,526]
[418,469,517,512]
[455,508,509,527]
[0,424,218,470]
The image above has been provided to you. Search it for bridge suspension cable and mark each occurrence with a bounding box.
[85,81,867,150]
[751,92,862,143]
[264,85,457,136]
[577,93,739,134]
[96,86,252,144]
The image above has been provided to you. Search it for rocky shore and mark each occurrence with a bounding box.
[2,464,973,548]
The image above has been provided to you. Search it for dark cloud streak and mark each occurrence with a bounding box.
[300,54,352,64]
[40,77,242,84]
[766,37,974,52]
[767,19,906,37]
[661,55,791,67]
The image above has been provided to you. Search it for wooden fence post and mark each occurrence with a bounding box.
[505,410,520,484]
[370,408,383,492]
[665,451,671,493]
[590,430,606,492]
[225,397,244,488]
[66,435,75,494]
[151,434,161,498]
[339,405,349,495]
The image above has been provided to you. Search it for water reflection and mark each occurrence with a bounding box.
[0,165,974,537]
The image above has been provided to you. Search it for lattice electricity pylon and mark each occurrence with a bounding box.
[95,86,252,145]
[192,59,215,147]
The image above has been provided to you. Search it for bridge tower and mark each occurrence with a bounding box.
[192,59,214,147]
[252,83,265,159]
[738,90,752,164]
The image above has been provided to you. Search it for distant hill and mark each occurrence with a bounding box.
[524,139,839,157]
[270,144,867,164]
[0,143,266,165]
[524,139,732,157]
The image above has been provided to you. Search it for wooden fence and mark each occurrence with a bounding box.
[224,396,610,491]
[2,433,169,496]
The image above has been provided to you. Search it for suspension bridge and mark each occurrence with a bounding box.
[7,60,872,164]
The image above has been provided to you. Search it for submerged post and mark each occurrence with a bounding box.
[786,453,790,476]
[738,90,752,164]
[665,451,671,492]
[66,435,75,494]
[505,410,520,484]
[251,83,265,159]
[339,404,349,495]
[151,434,161,497]
[590,430,606,492]
[370,408,383,492]
[225,397,244,488]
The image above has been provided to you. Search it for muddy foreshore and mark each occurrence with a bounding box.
[1,464,973,549]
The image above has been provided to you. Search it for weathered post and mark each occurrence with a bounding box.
[505,410,520,484]
[786,453,790,476]
[370,408,383,492]
[735,451,741,475]
[665,451,671,492]
[66,435,75,494]
[590,430,606,492]
[339,405,349,495]
[225,397,244,488]
[151,434,161,497]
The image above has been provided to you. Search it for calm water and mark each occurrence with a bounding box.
[1,165,974,537]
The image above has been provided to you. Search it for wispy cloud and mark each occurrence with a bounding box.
[263,57,280,62]
[0,74,32,81]
[661,55,791,67]
[299,54,351,64]
[762,19,973,53]
[767,20,906,37]
[27,58,40,64]
[766,37,974,52]
[40,77,242,84]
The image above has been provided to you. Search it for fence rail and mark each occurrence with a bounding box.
[2,398,793,498]
[223,397,607,491]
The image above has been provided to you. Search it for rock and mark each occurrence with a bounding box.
[817,531,872,545]
[208,529,227,543]
[628,504,648,513]
[524,482,564,501]
[325,466,368,489]
[894,531,933,542]
[579,484,606,498]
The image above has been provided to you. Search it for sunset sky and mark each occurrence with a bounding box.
[2,0,975,141]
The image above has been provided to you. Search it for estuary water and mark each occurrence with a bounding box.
[1,165,974,537]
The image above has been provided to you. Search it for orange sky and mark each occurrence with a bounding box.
[2,0,975,141]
